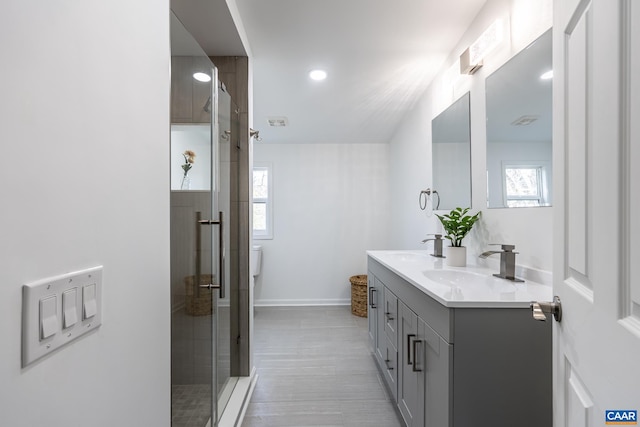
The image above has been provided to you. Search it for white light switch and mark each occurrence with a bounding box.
[22,266,103,367]
[39,295,58,340]
[83,284,97,320]
[62,288,78,329]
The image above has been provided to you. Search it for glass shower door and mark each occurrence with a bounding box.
[170,12,225,427]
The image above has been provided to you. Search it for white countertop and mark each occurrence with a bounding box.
[367,250,553,308]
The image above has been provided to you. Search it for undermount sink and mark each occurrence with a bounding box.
[422,269,487,286]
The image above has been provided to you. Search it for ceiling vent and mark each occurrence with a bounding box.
[511,115,539,126]
[267,116,289,127]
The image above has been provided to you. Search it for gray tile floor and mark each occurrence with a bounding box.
[242,306,402,427]
[171,384,211,427]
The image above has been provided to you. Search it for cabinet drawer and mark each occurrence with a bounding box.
[383,334,398,402]
[384,287,398,344]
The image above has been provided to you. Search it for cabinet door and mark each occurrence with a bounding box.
[422,318,452,427]
[383,287,398,344]
[398,302,424,427]
[383,334,398,402]
[374,278,386,367]
[367,274,378,351]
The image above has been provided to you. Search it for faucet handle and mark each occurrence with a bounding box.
[429,234,443,239]
[489,243,516,252]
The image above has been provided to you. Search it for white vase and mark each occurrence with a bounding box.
[446,246,467,267]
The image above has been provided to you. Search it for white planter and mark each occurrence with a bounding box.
[446,246,467,267]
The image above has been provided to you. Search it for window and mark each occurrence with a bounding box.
[503,165,544,207]
[253,164,272,239]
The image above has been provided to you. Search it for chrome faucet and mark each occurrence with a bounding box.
[479,244,524,282]
[421,234,445,258]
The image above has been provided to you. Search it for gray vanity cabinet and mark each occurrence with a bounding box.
[368,256,551,427]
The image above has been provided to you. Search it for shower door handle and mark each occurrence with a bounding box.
[198,212,225,299]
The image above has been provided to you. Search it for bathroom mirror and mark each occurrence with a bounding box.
[432,92,471,210]
[486,29,552,208]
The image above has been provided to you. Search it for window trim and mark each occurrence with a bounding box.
[253,162,273,240]
[501,161,550,207]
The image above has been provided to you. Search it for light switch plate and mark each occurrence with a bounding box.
[22,266,102,367]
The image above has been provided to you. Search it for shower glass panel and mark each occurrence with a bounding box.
[170,12,237,427]
[215,84,239,416]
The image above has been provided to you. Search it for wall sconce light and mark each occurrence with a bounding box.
[460,19,504,75]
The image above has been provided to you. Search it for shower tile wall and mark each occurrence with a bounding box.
[171,309,212,384]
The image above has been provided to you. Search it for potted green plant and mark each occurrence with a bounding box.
[436,207,481,267]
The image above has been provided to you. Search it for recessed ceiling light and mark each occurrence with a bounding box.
[193,72,211,82]
[540,70,553,80]
[309,69,327,81]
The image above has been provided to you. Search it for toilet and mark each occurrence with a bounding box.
[251,245,262,277]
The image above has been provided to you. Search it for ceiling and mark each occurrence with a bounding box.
[173,0,488,144]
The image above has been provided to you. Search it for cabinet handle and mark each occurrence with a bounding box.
[385,348,394,371]
[369,288,377,308]
[412,339,423,372]
[407,334,416,365]
[385,312,394,321]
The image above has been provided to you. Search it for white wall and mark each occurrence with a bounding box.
[253,143,390,305]
[0,2,171,426]
[389,0,554,271]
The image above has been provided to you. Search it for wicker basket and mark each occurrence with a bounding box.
[350,275,368,318]
[184,274,215,316]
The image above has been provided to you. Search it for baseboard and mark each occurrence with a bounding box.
[254,298,351,307]
[219,367,258,427]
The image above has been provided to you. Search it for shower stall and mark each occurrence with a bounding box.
[169,12,243,427]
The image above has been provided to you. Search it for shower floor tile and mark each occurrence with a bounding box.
[171,384,211,427]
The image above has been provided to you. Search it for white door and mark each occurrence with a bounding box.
[553,0,640,425]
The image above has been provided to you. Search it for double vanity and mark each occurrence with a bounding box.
[367,250,552,427]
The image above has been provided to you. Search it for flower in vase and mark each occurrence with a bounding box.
[180,150,196,189]
[182,150,196,176]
